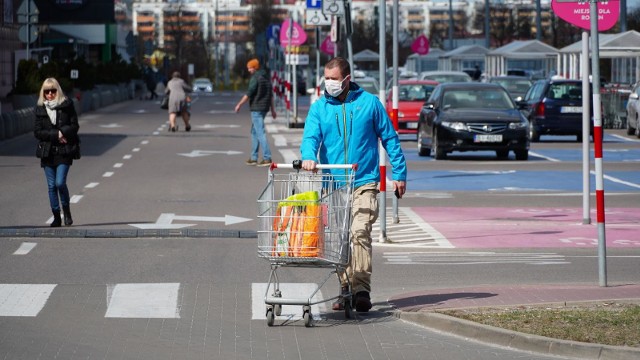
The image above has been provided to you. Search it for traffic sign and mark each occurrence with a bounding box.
[306,0,322,9]
[551,0,620,31]
[322,0,344,16]
[17,0,38,24]
[411,35,430,55]
[306,9,331,26]
[279,19,307,46]
[285,54,310,65]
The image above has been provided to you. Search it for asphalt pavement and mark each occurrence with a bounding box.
[1,92,639,359]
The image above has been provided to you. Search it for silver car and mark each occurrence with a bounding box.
[192,78,214,94]
[626,81,640,138]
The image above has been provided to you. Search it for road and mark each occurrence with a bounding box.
[0,91,638,359]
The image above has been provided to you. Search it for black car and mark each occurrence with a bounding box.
[417,82,530,160]
[521,78,594,142]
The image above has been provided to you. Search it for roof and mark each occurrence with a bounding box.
[353,49,379,62]
[559,30,640,57]
[407,48,447,59]
[441,45,489,58]
[488,40,558,58]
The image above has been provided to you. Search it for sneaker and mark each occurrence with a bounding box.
[257,159,272,167]
[355,291,372,312]
[245,159,257,166]
[332,287,349,311]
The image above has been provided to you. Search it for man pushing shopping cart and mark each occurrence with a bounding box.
[300,56,407,314]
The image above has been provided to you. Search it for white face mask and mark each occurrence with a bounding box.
[325,75,349,97]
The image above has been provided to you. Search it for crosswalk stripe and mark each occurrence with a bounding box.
[105,283,180,318]
[0,284,56,316]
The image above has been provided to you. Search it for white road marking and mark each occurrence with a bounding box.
[132,148,140,152]
[13,242,37,255]
[0,284,56,316]
[141,140,150,145]
[279,149,299,164]
[113,163,123,168]
[273,134,287,147]
[529,151,561,162]
[123,155,132,160]
[70,195,83,203]
[610,134,640,143]
[105,283,180,318]
[85,182,99,188]
[251,283,327,321]
[383,252,569,265]
[373,207,454,248]
[590,170,640,189]
[103,172,114,177]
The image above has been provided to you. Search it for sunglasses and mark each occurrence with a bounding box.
[44,89,57,95]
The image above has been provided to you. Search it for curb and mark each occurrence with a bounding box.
[0,228,257,239]
[395,311,640,360]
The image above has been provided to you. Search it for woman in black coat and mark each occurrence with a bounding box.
[33,78,80,227]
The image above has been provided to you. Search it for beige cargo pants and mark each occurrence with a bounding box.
[339,182,379,294]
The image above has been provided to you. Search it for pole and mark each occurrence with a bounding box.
[391,0,399,224]
[292,12,298,124]
[581,31,591,226]
[484,0,490,48]
[448,0,453,50]
[315,27,321,99]
[589,0,607,287]
[378,0,387,242]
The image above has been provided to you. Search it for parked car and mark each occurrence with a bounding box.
[626,81,640,138]
[417,82,529,160]
[488,76,533,102]
[308,75,380,104]
[192,77,213,94]
[385,79,439,138]
[520,78,595,142]
[418,71,472,83]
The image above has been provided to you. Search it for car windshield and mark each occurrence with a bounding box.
[424,74,471,83]
[358,80,379,95]
[399,84,436,101]
[442,89,514,110]
[547,83,582,100]
[195,79,211,85]
[491,79,532,94]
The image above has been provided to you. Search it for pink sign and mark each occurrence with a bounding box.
[279,19,307,47]
[319,36,335,56]
[551,0,620,31]
[411,35,429,55]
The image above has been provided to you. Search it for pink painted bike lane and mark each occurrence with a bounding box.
[411,207,640,248]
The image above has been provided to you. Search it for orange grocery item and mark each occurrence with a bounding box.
[300,204,323,257]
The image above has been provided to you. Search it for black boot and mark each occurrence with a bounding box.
[62,205,73,226]
[51,210,62,228]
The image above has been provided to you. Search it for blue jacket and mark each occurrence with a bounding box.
[300,82,407,188]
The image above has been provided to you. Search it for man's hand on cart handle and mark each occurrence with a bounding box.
[301,160,318,172]
[393,181,406,199]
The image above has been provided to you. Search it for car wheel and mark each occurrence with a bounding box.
[515,150,529,161]
[627,112,635,135]
[432,128,446,160]
[417,125,431,157]
[576,133,583,142]
[636,116,640,138]
[529,121,540,142]
[496,150,509,159]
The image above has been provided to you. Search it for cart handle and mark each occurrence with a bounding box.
[271,161,357,171]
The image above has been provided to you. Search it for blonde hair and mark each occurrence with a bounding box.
[37,78,66,106]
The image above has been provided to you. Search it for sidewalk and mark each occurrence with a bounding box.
[389,283,640,359]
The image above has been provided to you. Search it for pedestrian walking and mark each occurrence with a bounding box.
[165,71,192,132]
[34,77,80,227]
[300,57,407,313]
[234,58,276,167]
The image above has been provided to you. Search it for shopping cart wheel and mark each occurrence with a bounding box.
[266,308,275,327]
[274,304,282,316]
[302,305,312,327]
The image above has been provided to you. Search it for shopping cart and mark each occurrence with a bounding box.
[257,161,356,327]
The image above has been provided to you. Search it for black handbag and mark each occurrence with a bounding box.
[36,142,51,158]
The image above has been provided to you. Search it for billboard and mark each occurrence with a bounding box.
[33,0,115,24]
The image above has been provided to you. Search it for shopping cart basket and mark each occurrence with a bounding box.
[257,161,356,327]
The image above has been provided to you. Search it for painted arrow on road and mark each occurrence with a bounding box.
[177,150,243,158]
[129,213,252,229]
